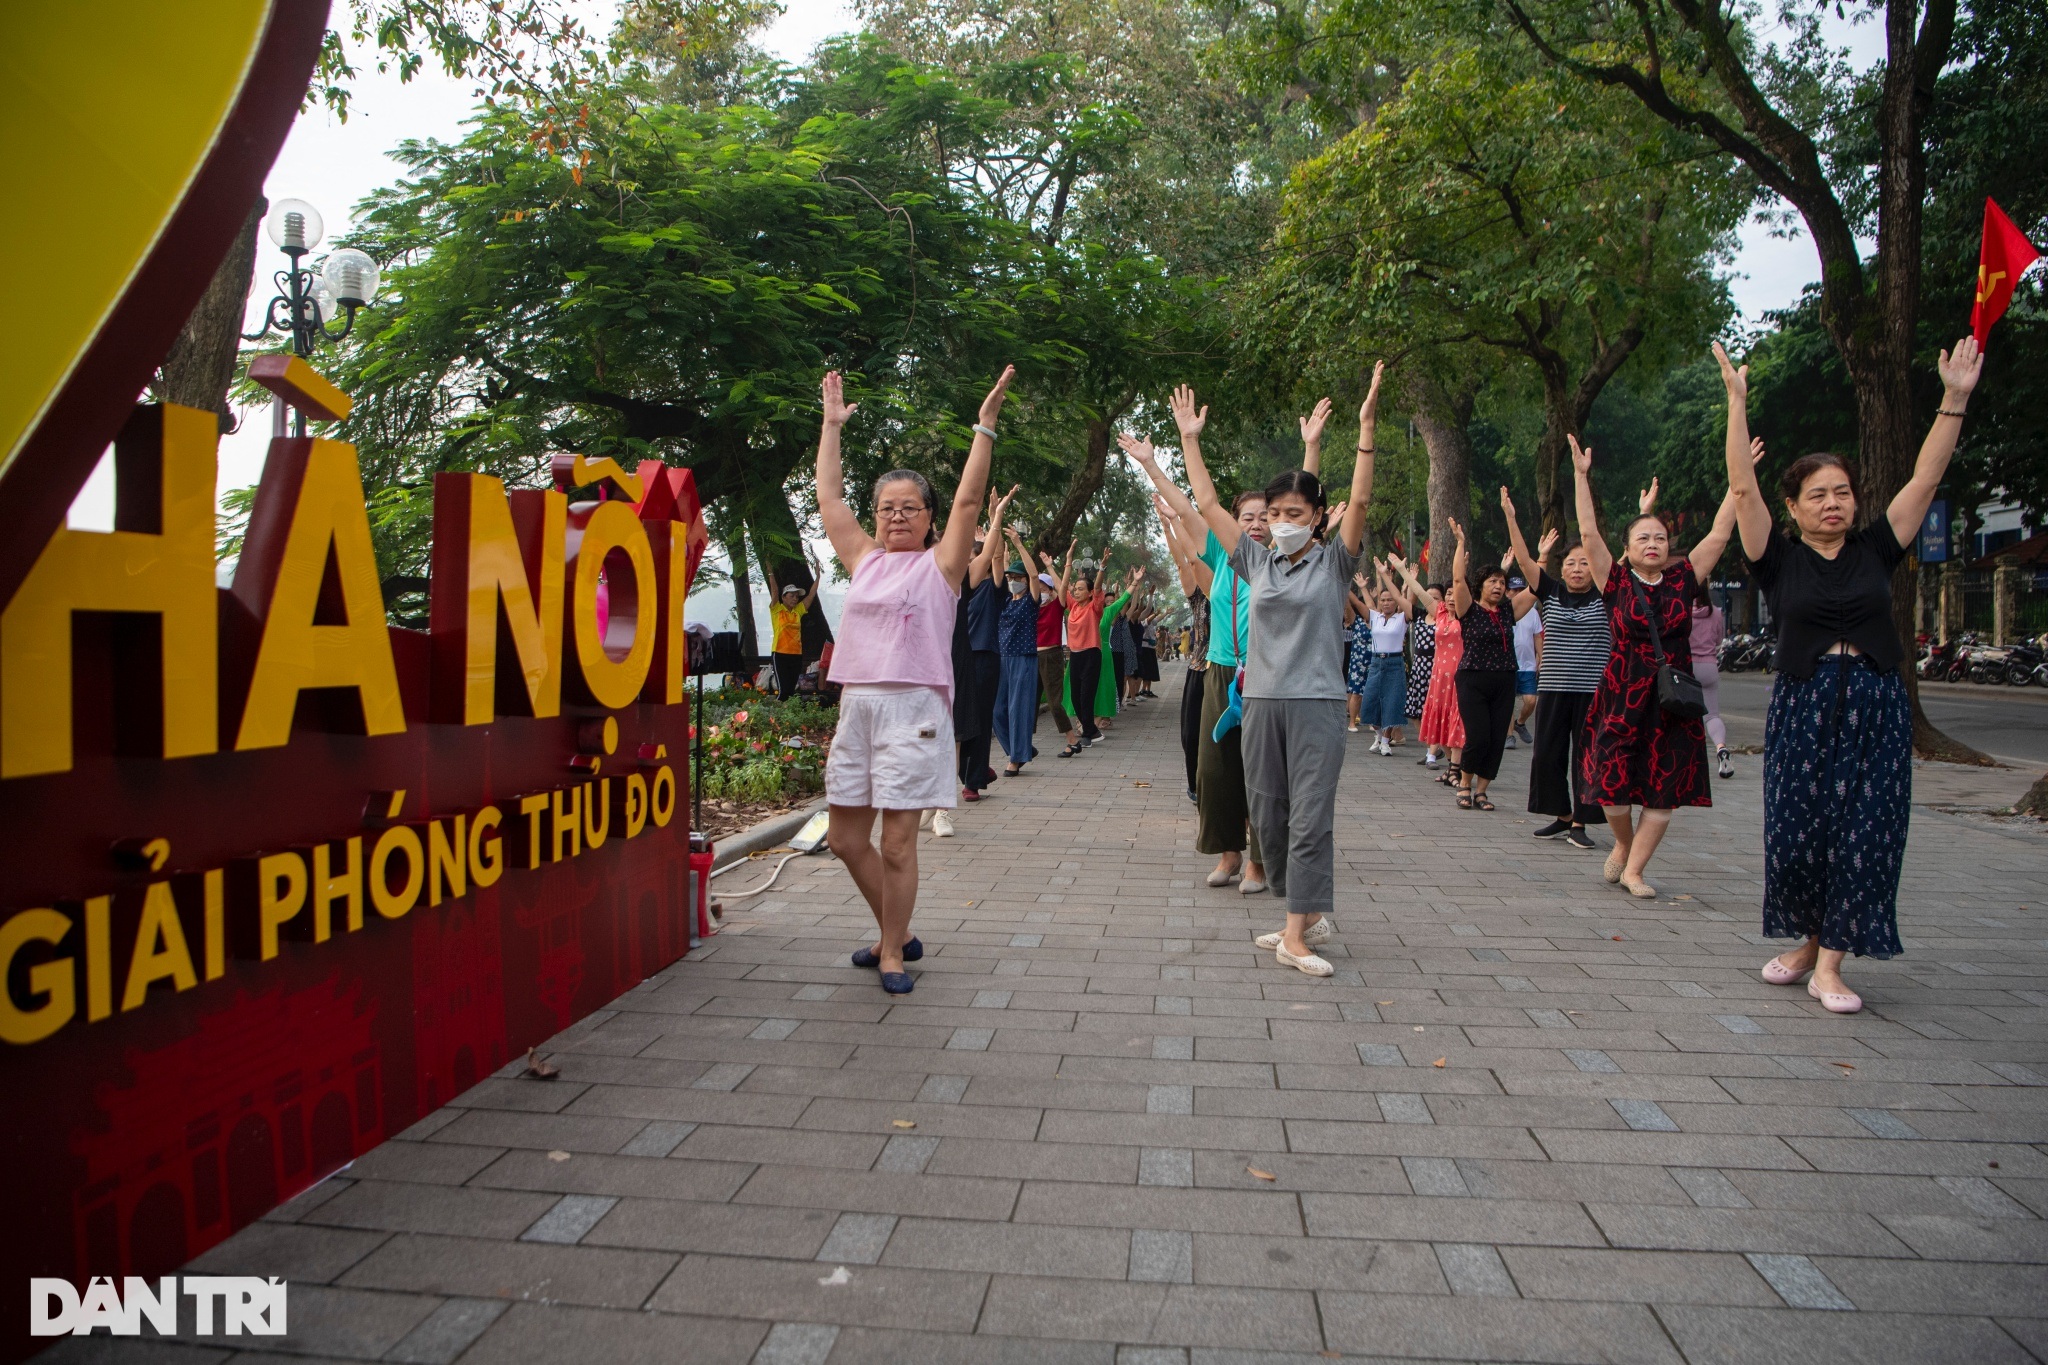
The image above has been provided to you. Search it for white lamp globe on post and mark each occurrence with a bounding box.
[244,198,380,436]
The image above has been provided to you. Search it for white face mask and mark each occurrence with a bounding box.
[1269,521,1313,554]
[1007,578,1027,595]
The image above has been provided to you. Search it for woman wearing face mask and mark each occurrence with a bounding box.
[1136,366,1386,976]
[1501,490,1608,849]
[1719,335,1983,1013]
[817,365,1015,994]
[1063,555,1112,746]
[993,523,1045,777]
[1571,435,1741,898]
[1446,521,1520,811]
[1124,410,1268,893]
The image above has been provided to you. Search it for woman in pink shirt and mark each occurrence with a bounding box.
[817,365,1015,994]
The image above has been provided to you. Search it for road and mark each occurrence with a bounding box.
[1717,670,2048,767]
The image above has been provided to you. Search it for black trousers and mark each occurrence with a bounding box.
[1180,666,1207,793]
[959,651,1001,791]
[773,652,804,700]
[1455,670,1516,781]
[1069,647,1103,740]
[1527,690,1606,825]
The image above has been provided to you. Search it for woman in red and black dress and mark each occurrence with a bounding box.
[1572,436,1740,898]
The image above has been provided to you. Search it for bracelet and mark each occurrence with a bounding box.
[1356,447,1375,455]
[1936,407,1967,419]
[973,423,999,440]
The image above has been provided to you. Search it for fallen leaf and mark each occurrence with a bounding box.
[1675,894,1694,900]
[1134,781,1151,788]
[1433,1058,1447,1068]
[1990,1161,2001,1169]
[892,1119,917,1129]
[818,1266,852,1286]
[1611,936,1624,941]
[1832,1062,1855,1070]
[524,1046,559,1080]
[1290,1003,1312,1010]
[1248,1166,1278,1181]
[1412,1026,1425,1033]
[547,1150,571,1162]
[1377,1000,1393,1006]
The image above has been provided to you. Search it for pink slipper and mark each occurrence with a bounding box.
[1808,980,1862,1014]
[1760,956,1813,986]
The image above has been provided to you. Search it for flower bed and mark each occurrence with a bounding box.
[686,683,836,839]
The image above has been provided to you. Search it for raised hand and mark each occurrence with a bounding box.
[1938,334,1984,398]
[1568,434,1593,476]
[1327,499,1349,526]
[1536,527,1560,559]
[1749,436,1766,466]
[1169,384,1208,439]
[1499,485,1517,519]
[978,365,1017,428]
[1387,551,1410,576]
[1638,476,1659,515]
[1358,360,1386,429]
[1118,431,1159,467]
[1299,397,1333,446]
[1711,342,1748,402]
[822,370,859,427]
[1447,516,1467,543]
[988,483,1021,525]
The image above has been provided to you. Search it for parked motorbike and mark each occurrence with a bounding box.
[2003,636,2047,686]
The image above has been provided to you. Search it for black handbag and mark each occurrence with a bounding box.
[1626,572,1708,720]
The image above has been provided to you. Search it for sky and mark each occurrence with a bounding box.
[68,0,1888,628]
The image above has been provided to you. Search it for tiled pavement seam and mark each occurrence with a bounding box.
[59,661,2048,1364]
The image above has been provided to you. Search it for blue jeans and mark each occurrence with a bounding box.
[1362,653,1406,729]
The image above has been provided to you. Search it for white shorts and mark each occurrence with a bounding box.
[826,684,956,810]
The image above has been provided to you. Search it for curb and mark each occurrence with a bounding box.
[709,798,828,871]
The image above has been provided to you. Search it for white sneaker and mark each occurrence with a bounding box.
[1376,737,1393,757]
[919,810,934,831]
[932,810,955,837]
[1275,946,1334,977]
[1348,722,1359,733]
[1255,917,1335,949]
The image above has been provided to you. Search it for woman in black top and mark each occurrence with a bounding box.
[1447,518,1520,811]
[1718,335,1984,1015]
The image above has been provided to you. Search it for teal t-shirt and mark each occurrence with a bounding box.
[1200,531,1252,668]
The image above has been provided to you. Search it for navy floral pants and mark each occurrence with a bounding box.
[1761,655,1909,958]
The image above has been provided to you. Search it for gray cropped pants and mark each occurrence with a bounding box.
[1240,697,1347,918]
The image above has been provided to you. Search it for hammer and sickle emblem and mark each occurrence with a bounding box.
[1977,266,2008,304]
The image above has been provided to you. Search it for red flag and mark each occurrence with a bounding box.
[1973,198,2041,345]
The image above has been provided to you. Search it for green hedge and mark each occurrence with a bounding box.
[690,683,833,803]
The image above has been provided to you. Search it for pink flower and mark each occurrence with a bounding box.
[734,710,750,725]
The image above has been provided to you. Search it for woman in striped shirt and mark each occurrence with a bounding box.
[1501,488,1609,850]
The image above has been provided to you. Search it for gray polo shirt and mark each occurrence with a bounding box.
[1228,534,1359,699]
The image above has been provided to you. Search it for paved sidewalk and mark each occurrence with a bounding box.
[61,665,2048,1364]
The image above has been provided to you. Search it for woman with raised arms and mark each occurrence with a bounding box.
[816,365,1015,994]
[1126,365,1385,976]
[1722,335,1983,1013]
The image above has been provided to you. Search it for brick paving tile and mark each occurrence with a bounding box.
[96,667,2048,1361]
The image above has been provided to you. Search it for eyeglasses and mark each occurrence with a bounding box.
[877,504,928,520]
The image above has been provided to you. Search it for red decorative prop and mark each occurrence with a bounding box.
[1973,197,2042,346]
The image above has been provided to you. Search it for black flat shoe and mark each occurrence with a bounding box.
[852,937,923,969]
[880,971,915,995]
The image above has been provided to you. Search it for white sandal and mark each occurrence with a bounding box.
[1275,946,1333,977]
[1256,918,1334,950]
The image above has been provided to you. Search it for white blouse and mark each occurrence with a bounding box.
[1368,610,1409,653]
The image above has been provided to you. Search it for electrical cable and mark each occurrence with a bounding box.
[708,849,807,899]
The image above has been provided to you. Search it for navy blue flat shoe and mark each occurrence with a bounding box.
[851,937,923,969]
[880,971,915,995]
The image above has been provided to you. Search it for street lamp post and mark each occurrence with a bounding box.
[241,198,380,436]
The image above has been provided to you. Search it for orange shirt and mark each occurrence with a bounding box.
[1065,592,1104,651]
[770,601,806,654]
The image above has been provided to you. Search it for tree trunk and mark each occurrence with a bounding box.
[1532,357,1574,546]
[1405,368,1475,587]
[153,196,265,430]
[722,523,759,664]
[744,483,831,660]
[1035,408,1124,557]
[2018,771,2048,818]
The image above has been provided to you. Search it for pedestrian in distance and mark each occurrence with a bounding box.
[1359,561,1410,755]
[1156,492,1214,801]
[816,364,1015,995]
[1721,334,1984,1013]
[950,486,1018,821]
[1033,544,1081,757]
[766,553,821,701]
